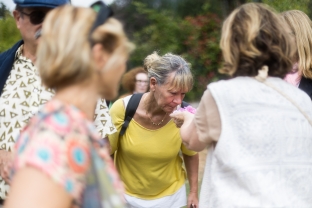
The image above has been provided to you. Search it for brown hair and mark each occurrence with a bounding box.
[121,67,147,93]
[220,3,295,78]
[281,10,312,79]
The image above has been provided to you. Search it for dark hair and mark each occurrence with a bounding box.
[220,3,295,78]
[15,5,22,11]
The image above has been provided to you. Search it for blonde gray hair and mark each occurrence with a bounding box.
[37,5,133,89]
[220,3,295,78]
[143,52,193,91]
[281,10,312,79]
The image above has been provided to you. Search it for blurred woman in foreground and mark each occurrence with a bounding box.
[5,5,133,208]
[171,3,312,207]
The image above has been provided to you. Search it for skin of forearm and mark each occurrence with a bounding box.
[183,154,199,193]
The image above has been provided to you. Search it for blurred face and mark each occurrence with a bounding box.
[13,7,50,48]
[134,73,148,93]
[99,55,127,100]
[151,72,187,113]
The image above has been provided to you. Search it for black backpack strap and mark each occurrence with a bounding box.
[119,93,143,136]
[105,100,110,107]
[181,101,189,108]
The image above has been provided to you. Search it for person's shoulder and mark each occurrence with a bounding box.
[299,76,312,100]
[118,93,131,99]
[206,77,240,92]
[0,40,23,60]
[0,40,24,71]
[110,97,126,112]
[110,97,128,123]
[267,77,312,109]
[34,101,89,137]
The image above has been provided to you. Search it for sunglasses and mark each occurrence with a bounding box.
[19,10,47,25]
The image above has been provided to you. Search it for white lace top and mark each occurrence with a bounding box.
[200,77,312,207]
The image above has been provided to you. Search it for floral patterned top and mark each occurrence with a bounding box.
[13,99,124,207]
[0,45,116,199]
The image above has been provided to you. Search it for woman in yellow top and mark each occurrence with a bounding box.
[109,52,199,208]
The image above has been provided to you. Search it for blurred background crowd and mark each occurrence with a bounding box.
[0,0,311,101]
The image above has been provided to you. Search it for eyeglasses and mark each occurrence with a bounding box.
[19,10,47,25]
[136,80,149,85]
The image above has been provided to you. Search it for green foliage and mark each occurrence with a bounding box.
[129,2,185,66]
[182,14,222,100]
[2,0,312,102]
[0,4,21,53]
[0,2,7,19]
[262,0,310,13]
[122,1,222,101]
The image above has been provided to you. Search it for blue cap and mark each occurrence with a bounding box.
[13,0,70,8]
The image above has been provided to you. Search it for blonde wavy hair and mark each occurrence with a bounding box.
[143,52,193,92]
[37,5,134,89]
[220,3,295,78]
[281,10,312,79]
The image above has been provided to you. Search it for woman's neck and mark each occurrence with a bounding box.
[53,80,99,121]
[144,92,166,115]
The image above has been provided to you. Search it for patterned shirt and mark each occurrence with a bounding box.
[94,99,116,138]
[13,100,124,207]
[0,45,54,198]
[0,45,116,199]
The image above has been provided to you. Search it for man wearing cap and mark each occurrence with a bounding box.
[0,0,70,203]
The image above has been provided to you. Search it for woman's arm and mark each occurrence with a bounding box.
[180,113,208,152]
[108,99,127,155]
[183,153,199,208]
[4,167,72,208]
[104,136,115,161]
[171,89,220,152]
[171,111,208,152]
